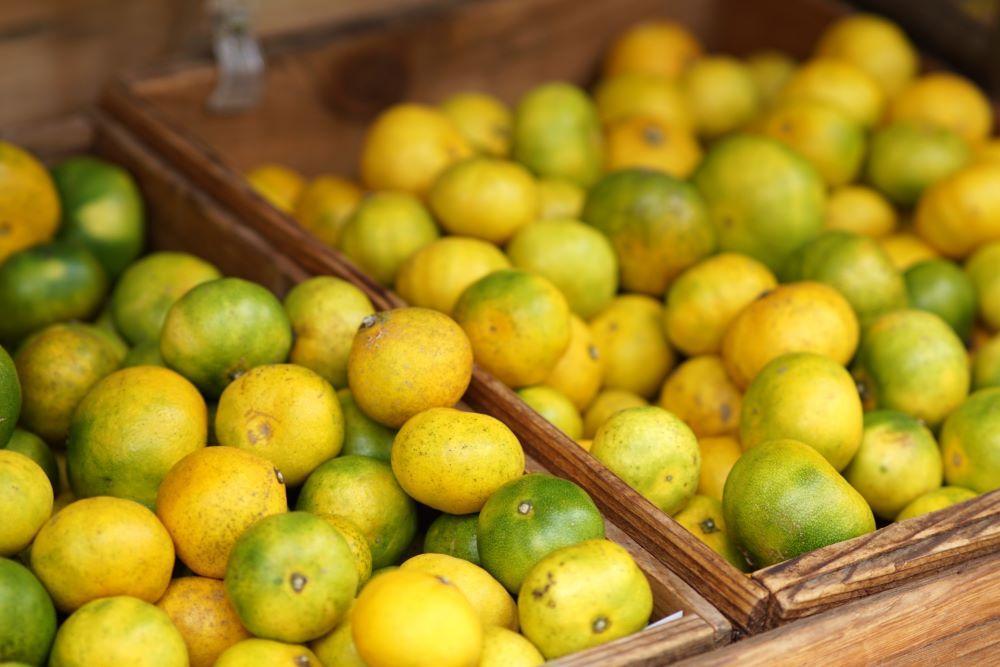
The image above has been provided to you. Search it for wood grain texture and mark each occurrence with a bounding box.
[676,552,1000,666]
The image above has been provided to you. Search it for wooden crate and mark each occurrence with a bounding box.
[4,110,730,666]
[100,0,1000,634]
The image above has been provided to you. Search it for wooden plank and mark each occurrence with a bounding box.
[676,552,1000,666]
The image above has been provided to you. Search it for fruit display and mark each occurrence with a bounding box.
[244,10,998,576]
[0,146,658,665]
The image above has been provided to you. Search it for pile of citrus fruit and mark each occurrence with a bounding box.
[250,11,999,573]
[0,142,654,664]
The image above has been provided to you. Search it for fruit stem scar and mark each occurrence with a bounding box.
[700,518,718,534]
[360,314,377,329]
[274,468,285,485]
[290,572,308,592]
[593,616,610,633]
[517,501,533,515]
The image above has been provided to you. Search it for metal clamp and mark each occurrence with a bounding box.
[207,0,265,114]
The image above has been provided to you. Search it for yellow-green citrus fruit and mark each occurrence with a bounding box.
[966,241,1000,331]
[778,58,884,127]
[0,557,57,664]
[293,175,362,247]
[402,553,517,630]
[440,92,512,158]
[283,276,374,388]
[337,389,395,462]
[395,237,510,315]
[939,388,1000,493]
[915,163,1000,259]
[225,512,357,643]
[879,232,939,271]
[603,116,702,179]
[697,435,742,503]
[506,219,618,319]
[347,307,473,428]
[318,514,373,589]
[454,269,570,388]
[674,494,747,570]
[536,178,585,221]
[582,389,647,438]
[310,604,363,667]
[360,103,472,197]
[603,20,702,78]
[0,141,60,264]
[583,169,714,296]
[843,410,943,520]
[591,406,699,514]
[853,309,969,426]
[589,295,675,398]
[424,513,480,565]
[663,252,777,356]
[429,158,538,244]
[815,13,917,96]
[246,164,304,213]
[543,315,604,412]
[973,335,1000,390]
[2,428,59,492]
[594,73,692,130]
[866,121,970,206]
[122,341,164,368]
[156,576,251,667]
[391,407,524,514]
[517,386,584,439]
[0,450,52,556]
[518,539,652,660]
[723,439,875,567]
[67,366,206,507]
[681,56,759,138]
[904,258,977,340]
[48,596,187,667]
[478,626,543,667]
[339,192,440,286]
[693,134,825,271]
[512,82,604,187]
[888,73,993,144]
[825,185,897,237]
[215,639,320,667]
[0,345,19,448]
[896,486,978,522]
[216,364,343,486]
[746,50,797,107]
[659,355,742,438]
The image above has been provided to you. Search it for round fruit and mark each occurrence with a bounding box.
[395,237,510,315]
[425,513,480,565]
[454,269,570,388]
[506,219,618,319]
[866,121,969,206]
[843,410,943,520]
[879,232,939,270]
[292,175,362,247]
[904,259,977,340]
[722,282,859,389]
[815,13,917,96]
[723,439,875,567]
[160,277,292,396]
[430,157,538,244]
[852,309,969,426]
[518,386,583,439]
[440,92,512,157]
[915,163,1000,259]
[31,496,173,611]
[697,435,742,503]
[479,626,544,667]
[67,366,206,507]
[110,251,221,345]
[973,335,1000,390]
[782,230,907,326]
[746,50,796,106]
[216,364,343,485]
[360,103,472,196]
[594,73,691,129]
[589,295,675,398]
[0,141,60,264]
[603,20,701,78]
[339,192,440,286]
[283,276,374,388]
[674,494,746,570]
[52,156,144,277]
[156,577,251,667]
[310,605,364,667]
[337,389,395,462]
[156,446,288,578]
[582,389,647,438]
[246,164,304,213]
[518,539,652,660]
[543,315,603,411]
[583,169,714,296]
[591,407,699,514]
[2,428,58,491]
[693,134,825,271]
[122,341,164,367]
[0,557,56,664]
[967,241,1000,331]
[477,473,605,593]
[15,323,122,443]
[402,553,517,630]
[48,596,187,667]
[512,82,603,187]
[778,58,884,127]
[225,512,357,643]
[887,73,992,144]
[392,407,524,514]
[825,185,897,237]
[741,352,862,471]
[0,345,20,448]
[664,252,777,356]
[0,241,107,345]
[659,355,741,438]
[0,450,51,556]
[757,101,865,187]
[348,307,473,427]
[681,56,759,138]
[603,116,702,178]
[215,639,320,667]
[940,388,1000,493]
[353,569,482,667]
[536,178,585,221]
[896,486,978,522]
[318,514,373,588]
[297,455,418,569]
